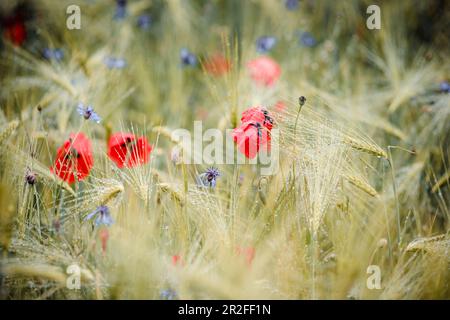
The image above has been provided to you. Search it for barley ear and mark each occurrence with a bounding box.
[0,120,19,145]
[343,136,387,159]
[344,174,378,197]
[157,182,185,206]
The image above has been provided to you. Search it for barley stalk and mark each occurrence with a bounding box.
[2,263,67,285]
[157,182,185,206]
[344,174,378,197]
[343,136,387,159]
[71,179,124,216]
[152,126,178,143]
[431,171,450,193]
[0,120,19,145]
[2,262,96,285]
[406,234,450,260]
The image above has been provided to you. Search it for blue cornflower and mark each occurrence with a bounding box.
[180,48,197,67]
[77,103,101,123]
[114,0,127,20]
[439,81,450,93]
[197,167,220,188]
[104,57,127,69]
[42,48,64,61]
[299,31,316,47]
[160,288,178,300]
[137,14,152,30]
[84,205,114,227]
[285,0,300,10]
[256,36,277,53]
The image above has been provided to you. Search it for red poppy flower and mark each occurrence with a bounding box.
[236,246,255,266]
[172,255,184,267]
[108,132,152,168]
[232,106,275,159]
[51,133,93,184]
[232,121,271,159]
[247,56,281,87]
[3,15,26,46]
[241,106,274,130]
[204,53,231,77]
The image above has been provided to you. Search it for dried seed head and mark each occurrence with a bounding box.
[25,171,37,185]
[377,238,388,248]
[299,96,306,107]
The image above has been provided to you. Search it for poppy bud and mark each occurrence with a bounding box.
[299,96,306,106]
[25,171,36,185]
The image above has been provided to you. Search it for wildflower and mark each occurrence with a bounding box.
[285,0,300,10]
[77,103,101,123]
[197,167,220,188]
[232,107,274,159]
[170,146,182,164]
[42,48,64,61]
[439,81,450,93]
[25,169,36,185]
[299,31,316,47]
[172,254,184,266]
[247,56,281,87]
[180,48,197,67]
[51,133,93,184]
[204,53,231,76]
[104,57,127,69]
[84,205,114,227]
[232,122,271,159]
[160,288,178,300]
[236,246,255,266]
[256,36,277,53]
[3,13,26,46]
[108,132,152,168]
[240,107,274,130]
[137,14,152,30]
[114,0,127,20]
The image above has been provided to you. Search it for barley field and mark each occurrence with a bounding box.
[0,0,449,300]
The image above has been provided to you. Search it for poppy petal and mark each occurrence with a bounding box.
[108,132,152,168]
[52,133,93,183]
[247,56,281,87]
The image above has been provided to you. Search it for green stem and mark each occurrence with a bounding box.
[387,146,401,246]
[311,232,317,299]
[292,99,304,208]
